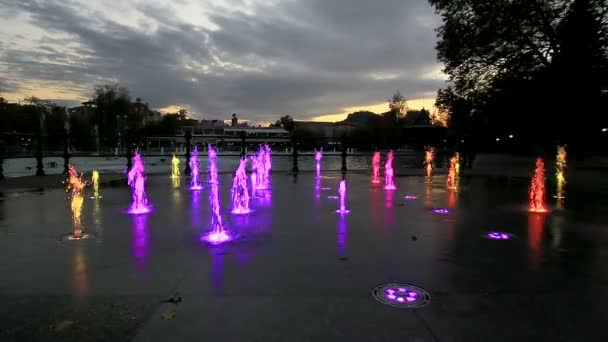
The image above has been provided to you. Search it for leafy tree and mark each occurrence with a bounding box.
[273,115,295,132]
[430,0,608,145]
[387,91,408,120]
[92,84,131,148]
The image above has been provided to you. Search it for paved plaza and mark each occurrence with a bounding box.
[1,172,608,341]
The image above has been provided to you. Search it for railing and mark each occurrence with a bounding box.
[0,130,427,179]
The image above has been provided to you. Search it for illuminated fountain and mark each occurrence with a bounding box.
[335,180,350,214]
[208,145,218,184]
[91,169,101,199]
[315,149,322,178]
[250,173,257,198]
[127,152,152,214]
[201,179,232,244]
[231,158,251,214]
[253,144,271,190]
[384,151,396,190]
[189,146,203,190]
[171,153,180,178]
[555,145,567,199]
[446,152,459,191]
[371,151,381,184]
[528,157,547,213]
[66,165,88,240]
[425,147,434,183]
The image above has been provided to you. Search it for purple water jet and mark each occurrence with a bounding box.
[231,158,251,214]
[315,149,322,178]
[208,145,218,184]
[189,146,203,190]
[250,172,257,198]
[127,152,152,214]
[384,150,397,190]
[252,144,271,190]
[335,180,350,214]
[201,180,232,244]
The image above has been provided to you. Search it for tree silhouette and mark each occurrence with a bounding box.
[430,0,608,146]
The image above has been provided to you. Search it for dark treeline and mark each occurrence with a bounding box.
[272,91,446,151]
[431,0,608,156]
[0,84,196,152]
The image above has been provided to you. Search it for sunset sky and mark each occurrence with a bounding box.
[0,0,447,124]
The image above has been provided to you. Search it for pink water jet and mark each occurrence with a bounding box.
[127,152,151,214]
[189,146,203,190]
[315,149,322,178]
[371,152,381,184]
[252,144,271,190]
[250,172,257,198]
[208,145,218,184]
[529,157,547,213]
[335,180,350,214]
[384,151,397,190]
[231,158,251,214]
[201,178,232,244]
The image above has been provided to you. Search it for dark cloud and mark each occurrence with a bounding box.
[0,0,444,121]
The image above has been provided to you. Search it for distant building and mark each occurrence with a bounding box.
[294,121,357,139]
[148,115,289,151]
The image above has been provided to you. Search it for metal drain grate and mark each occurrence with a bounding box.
[372,283,431,308]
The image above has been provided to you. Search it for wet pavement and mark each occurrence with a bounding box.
[1,172,608,341]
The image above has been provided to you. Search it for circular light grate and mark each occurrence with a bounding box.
[372,283,431,308]
[482,231,514,240]
[432,208,449,214]
[57,232,94,241]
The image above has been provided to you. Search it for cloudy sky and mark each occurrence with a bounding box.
[0,0,446,124]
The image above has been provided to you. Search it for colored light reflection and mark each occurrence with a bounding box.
[191,188,201,227]
[72,243,88,301]
[404,195,418,200]
[371,151,381,184]
[484,231,512,240]
[337,213,347,259]
[528,213,546,270]
[131,213,149,270]
[433,208,449,214]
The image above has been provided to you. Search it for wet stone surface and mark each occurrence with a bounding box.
[0,172,608,341]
